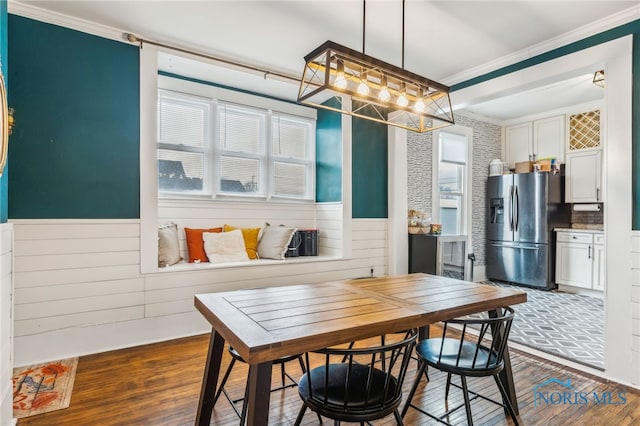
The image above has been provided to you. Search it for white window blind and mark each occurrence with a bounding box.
[218,104,265,195]
[157,91,209,193]
[272,114,313,198]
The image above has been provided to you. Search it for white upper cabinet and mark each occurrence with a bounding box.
[565,150,602,203]
[534,115,565,164]
[505,122,532,168]
[505,115,564,168]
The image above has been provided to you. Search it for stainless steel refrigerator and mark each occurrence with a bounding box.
[486,172,570,290]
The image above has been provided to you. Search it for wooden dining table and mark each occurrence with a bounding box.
[194,273,527,426]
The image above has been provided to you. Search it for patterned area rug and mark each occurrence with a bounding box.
[482,281,604,370]
[12,357,78,418]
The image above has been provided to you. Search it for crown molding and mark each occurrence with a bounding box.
[443,4,640,86]
[8,0,129,43]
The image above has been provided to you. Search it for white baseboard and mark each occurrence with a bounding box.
[13,311,210,367]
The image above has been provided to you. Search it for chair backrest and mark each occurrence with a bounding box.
[438,306,515,371]
[301,329,418,420]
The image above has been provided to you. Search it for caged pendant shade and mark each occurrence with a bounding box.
[297,40,454,133]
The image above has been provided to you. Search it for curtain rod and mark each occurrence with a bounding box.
[124,33,302,84]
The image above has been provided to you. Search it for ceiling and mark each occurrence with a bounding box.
[13,0,638,121]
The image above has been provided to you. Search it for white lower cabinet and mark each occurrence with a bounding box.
[555,231,604,292]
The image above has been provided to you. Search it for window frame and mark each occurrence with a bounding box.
[157,75,317,203]
[432,125,473,236]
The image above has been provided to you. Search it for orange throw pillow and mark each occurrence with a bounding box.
[224,225,261,259]
[184,227,223,263]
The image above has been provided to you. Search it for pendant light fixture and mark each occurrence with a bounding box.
[592,70,605,88]
[297,0,454,133]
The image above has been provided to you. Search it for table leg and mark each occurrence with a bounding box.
[195,329,225,426]
[499,345,519,415]
[245,361,273,426]
[489,309,519,416]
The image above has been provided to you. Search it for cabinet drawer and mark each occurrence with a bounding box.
[594,234,605,245]
[556,232,593,244]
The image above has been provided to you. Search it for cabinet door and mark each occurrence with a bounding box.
[505,122,532,169]
[592,243,605,291]
[555,241,593,288]
[533,115,565,164]
[565,150,602,203]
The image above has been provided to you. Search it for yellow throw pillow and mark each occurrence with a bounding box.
[224,225,261,259]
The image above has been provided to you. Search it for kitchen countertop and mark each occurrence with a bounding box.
[555,227,603,234]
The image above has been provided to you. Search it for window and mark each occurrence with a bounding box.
[157,83,315,201]
[157,92,209,193]
[433,126,472,235]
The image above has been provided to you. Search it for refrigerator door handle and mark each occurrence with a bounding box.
[509,185,514,231]
[515,185,520,232]
[490,243,539,250]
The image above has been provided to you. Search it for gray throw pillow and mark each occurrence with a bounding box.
[257,223,296,260]
[158,223,181,267]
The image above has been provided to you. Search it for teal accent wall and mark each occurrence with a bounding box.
[352,103,388,218]
[0,0,7,223]
[8,15,139,219]
[315,99,342,202]
[634,34,640,230]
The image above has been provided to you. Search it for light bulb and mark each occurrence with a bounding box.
[357,80,370,96]
[333,61,348,90]
[414,88,426,112]
[378,76,391,102]
[334,71,348,89]
[397,93,409,107]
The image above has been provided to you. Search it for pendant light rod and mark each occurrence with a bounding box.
[402,0,405,69]
[362,0,366,54]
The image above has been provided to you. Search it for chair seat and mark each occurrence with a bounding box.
[416,338,503,376]
[228,347,302,365]
[299,363,400,410]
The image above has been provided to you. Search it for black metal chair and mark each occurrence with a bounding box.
[402,307,519,426]
[294,329,418,425]
[213,346,305,425]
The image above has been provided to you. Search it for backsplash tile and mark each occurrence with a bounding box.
[571,204,604,227]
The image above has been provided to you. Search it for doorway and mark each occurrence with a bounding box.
[390,35,633,383]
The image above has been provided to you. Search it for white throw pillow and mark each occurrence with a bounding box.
[203,229,250,263]
[158,223,181,267]
[257,224,297,260]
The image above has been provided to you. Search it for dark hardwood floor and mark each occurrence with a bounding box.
[15,332,640,425]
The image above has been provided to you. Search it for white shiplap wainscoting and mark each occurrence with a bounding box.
[0,223,14,426]
[11,217,387,366]
[631,231,640,384]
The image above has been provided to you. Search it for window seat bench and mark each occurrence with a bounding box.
[155,254,343,273]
